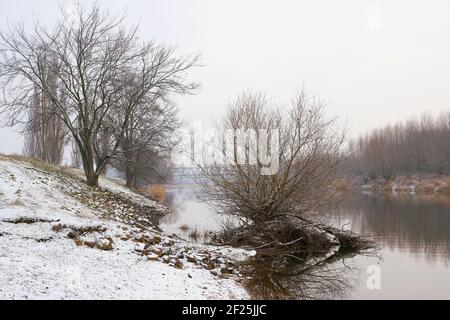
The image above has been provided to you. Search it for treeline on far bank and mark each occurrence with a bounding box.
[342,112,450,184]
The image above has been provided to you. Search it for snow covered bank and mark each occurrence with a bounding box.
[0,156,249,299]
[348,175,450,196]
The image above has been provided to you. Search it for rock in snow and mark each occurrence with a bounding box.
[96,237,113,251]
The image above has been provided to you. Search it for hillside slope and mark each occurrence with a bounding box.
[0,156,249,299]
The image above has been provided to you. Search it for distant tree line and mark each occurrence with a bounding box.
[344,112,450,180]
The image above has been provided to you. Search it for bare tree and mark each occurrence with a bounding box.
[107,84,180,188]
[0,4,199,187]
[198,91,345,244]
[113,148,174,188]
[23,57,68,164]
[346,112,450,180]
[70,138,82,168]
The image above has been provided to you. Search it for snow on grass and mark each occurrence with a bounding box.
[68,166,167,211]
[0,158,249,300]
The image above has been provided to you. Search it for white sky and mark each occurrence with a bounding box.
[1,0,450,154]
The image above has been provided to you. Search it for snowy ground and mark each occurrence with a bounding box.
[0,156,249,299]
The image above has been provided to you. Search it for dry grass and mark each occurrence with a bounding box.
[179,224,212,242]
[203,230,211,239]
[1,154,81,181]
[188,227,201,241]
[384,180,393,192]
[333,178,349,191]
[4,217,57,224]
[416,181,436,194]
[179,224,190,232]
[147,185,166,203]
[12,199,24,207]
[5,154,59,172]
[437,185,450,196]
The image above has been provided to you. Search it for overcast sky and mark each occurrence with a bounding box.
[1,0,450,154]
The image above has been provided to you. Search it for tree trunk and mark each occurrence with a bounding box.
[125,174,134,188]
[85,156,98,187]
[83,132,99,188]
[125,162,136,188]
[125,149,137,188]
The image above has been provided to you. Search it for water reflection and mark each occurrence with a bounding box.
[159,188,226,243]
[332,193,450,264]
[160,189,450,299]
[245,250,368,300]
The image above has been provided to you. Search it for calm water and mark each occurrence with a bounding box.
[332,193,450,300]
[159,188,227,242]
[160,189,450,299]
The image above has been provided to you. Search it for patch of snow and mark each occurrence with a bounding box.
[392,182,398,195]
[215,247,256,262]
[0,159,248,300]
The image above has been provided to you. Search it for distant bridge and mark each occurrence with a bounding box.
[170,166,237,180]
[171,167,205,178]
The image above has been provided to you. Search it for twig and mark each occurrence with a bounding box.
[252,241,277,250]
[278,237,303,246]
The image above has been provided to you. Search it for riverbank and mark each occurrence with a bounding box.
[335,175,450,196]
[0,155,250,299]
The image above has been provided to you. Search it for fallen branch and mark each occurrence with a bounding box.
[278,237,304,246]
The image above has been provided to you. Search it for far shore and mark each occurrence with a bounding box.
[333,175,450,197]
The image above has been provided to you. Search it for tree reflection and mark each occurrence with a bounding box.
[245,249,376,300]
[333,193,450,263]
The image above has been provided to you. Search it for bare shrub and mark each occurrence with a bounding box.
[179,224,190,232]
[188,227,202,241]
[384,180,393,192]
[332,178,349,191]
[148,185,166,203]
[198,91,345,245]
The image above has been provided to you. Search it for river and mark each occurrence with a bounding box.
[160,188,450,299]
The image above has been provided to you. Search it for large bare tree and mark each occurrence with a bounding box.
[106,81,180,188]
[0,4,198,187]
